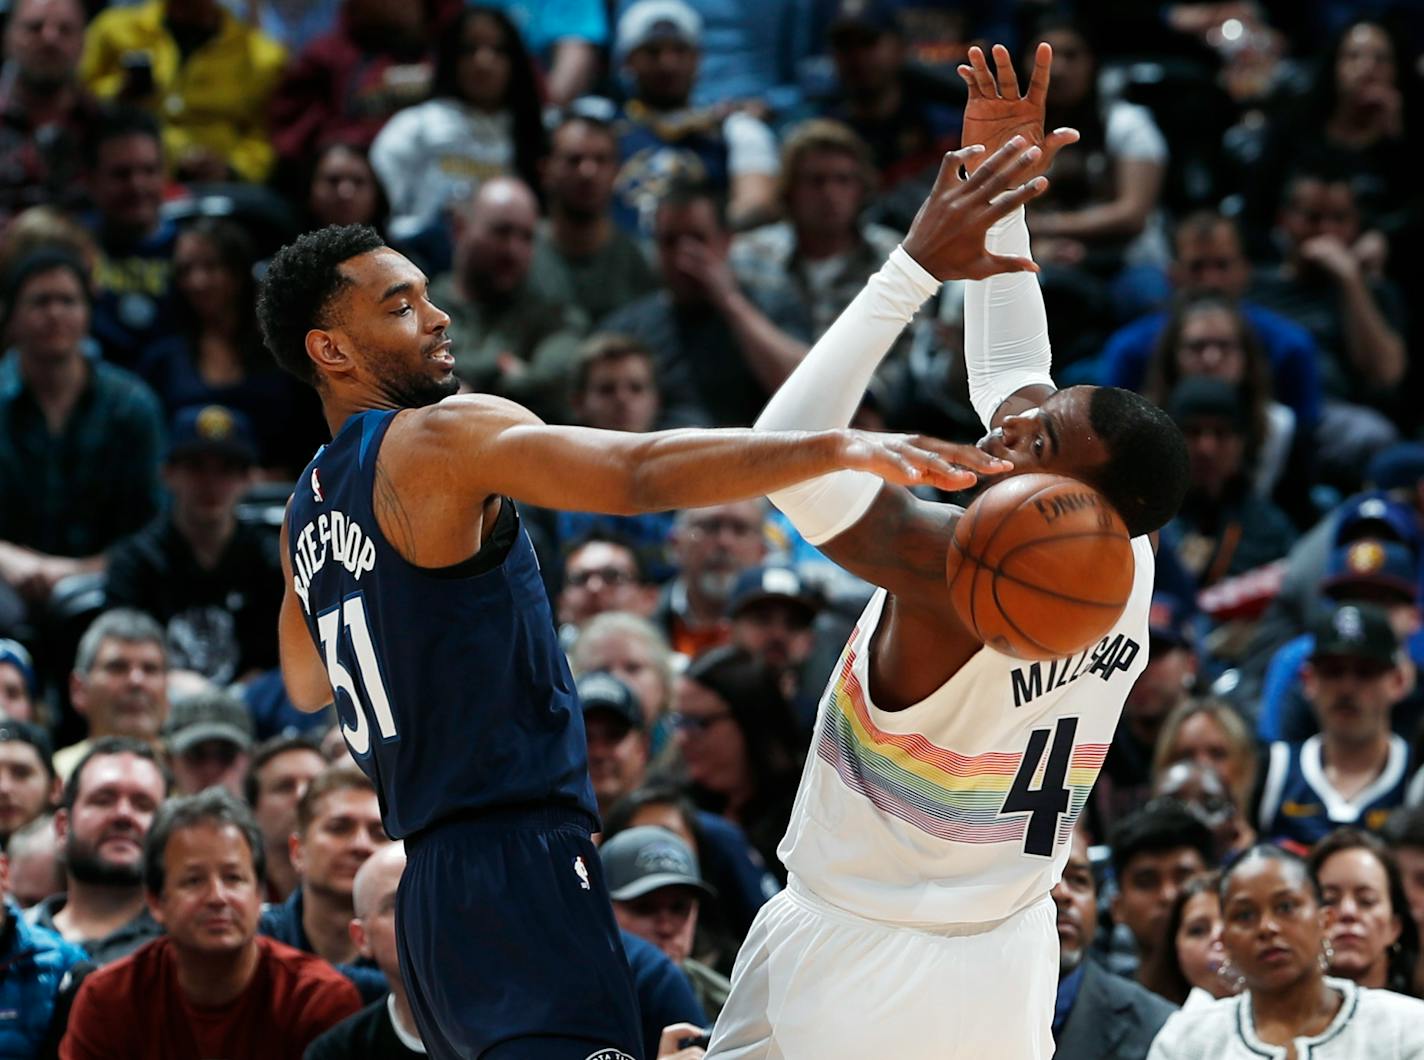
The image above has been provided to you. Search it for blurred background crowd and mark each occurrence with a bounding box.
[2,0,1424,1055]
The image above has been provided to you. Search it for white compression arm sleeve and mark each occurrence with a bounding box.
[963,207,1056,430]
[754,246,940,544]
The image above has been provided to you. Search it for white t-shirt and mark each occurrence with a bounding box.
[779,534,1155,926]
[370,98,515,237]
[1099,100,1171,269]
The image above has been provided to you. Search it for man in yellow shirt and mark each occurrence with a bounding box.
[80,0,285,183]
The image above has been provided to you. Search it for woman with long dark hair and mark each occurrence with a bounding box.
[302,139,392,235]
[1144,291,1302,503]
[1147,871,1239,1007]
[1022,18,1171,306]
[370,5,546,238]
[1308,828,1421,998]
[137,218,319,475]
[1245,17,1417,256]
[671,645,803,883]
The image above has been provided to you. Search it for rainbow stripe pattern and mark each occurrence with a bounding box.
[816,646,1110,846]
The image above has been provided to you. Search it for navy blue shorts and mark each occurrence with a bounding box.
[396,807,644,1060]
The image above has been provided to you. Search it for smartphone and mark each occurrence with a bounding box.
[120,51,155,98]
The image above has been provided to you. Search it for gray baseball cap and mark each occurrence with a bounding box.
[164,689,255,755]
[600,826,716,901]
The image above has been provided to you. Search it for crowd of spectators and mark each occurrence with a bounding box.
[3,0,1424,1055]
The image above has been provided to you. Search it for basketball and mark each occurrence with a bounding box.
[947,473,1135,660]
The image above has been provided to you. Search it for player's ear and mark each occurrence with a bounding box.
[305,327,351,379]
[349,916,369,958]
[288,830,304,875]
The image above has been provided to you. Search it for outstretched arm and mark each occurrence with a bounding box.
[408,394,1003,514]
[959,44,1079,428]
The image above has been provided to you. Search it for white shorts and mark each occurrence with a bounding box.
[707,880,1058,1060]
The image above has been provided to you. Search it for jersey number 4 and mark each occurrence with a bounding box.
[317,594,397,755]
[1002,717,1077,858]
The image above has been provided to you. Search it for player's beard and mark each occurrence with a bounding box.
[369,340,460,409]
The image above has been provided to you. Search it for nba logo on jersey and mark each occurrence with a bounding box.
[573,856,591,890]
[310,468,324,503]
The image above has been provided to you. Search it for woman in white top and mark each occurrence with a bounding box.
[1148,844,1424,1059]
[370,6,546,238]
[1024,17,1170,276]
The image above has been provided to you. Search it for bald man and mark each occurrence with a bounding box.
[305,842,424,1059]
[428,176,588,420]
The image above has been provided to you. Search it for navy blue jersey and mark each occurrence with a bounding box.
[287,409,598,838]
[1257,733,1424,849]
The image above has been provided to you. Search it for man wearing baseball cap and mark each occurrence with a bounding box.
[726,565,825,724]
[105,404,282,686]
[1258,602,1422,850]
[1257,537,1422,743]
[577,671,649,815]
[602,825,730,1020]
[609,0,779,235]
[163,689,255,796]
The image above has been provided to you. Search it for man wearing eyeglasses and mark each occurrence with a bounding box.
[558,534,655,637]
[162,690,254,797]
[658,502,767,658]
[1257,601,1424,852]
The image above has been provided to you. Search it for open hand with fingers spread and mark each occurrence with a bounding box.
[958,43,1079,179]
[834,429,1013,492]
[900,137,1050,281]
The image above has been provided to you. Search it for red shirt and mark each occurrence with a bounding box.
[61,935,362,1060]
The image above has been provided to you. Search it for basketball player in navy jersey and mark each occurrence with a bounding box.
[255,142,1047,1060]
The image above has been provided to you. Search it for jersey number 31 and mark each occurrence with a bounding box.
[317,595,397,755]
[1002,717,1077,858]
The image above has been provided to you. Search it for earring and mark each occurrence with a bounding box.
[1319,938,1335,972]
[1219,957,1245,993]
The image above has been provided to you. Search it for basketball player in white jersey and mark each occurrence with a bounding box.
[706,45,1190,1059]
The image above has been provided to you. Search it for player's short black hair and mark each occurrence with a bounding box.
[1080,386,1189,538]
[256,224,387,386]
[1108,798,1214,884]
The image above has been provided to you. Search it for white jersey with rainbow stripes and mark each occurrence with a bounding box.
[779,534,1155,926]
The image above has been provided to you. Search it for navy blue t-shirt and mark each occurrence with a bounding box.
[286,409,598,838]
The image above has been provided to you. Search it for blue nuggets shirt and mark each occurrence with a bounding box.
[286,409,599,838]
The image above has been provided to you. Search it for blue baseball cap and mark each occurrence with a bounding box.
[829,0,900,38]
[576,671,644,731]
[1367,443,1424,494]
[1321,539,1418,603]
[167,404,257,466]
[0,639,36,697]
[726,566,820,621]
[1334,494,1420,551]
